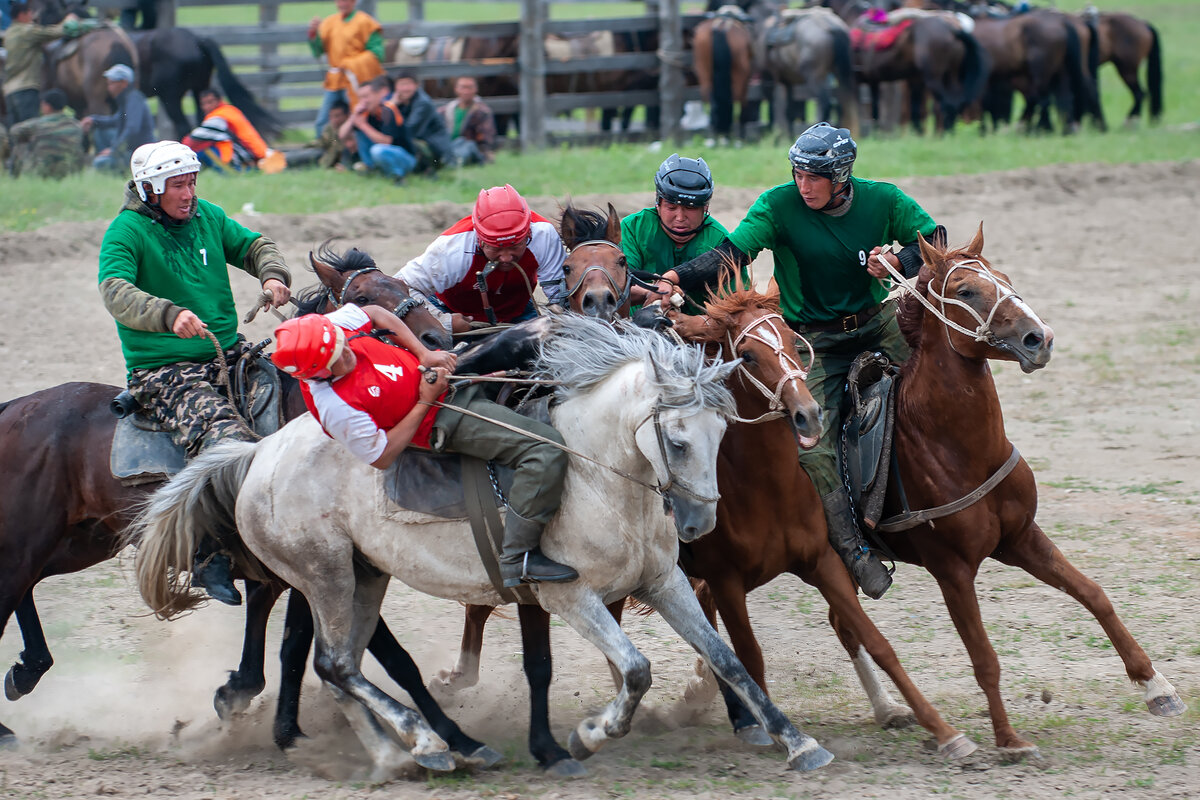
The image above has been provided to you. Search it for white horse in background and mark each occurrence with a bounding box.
[132,317,837,780]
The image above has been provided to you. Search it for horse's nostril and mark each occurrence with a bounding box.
[1023,331,1044,350]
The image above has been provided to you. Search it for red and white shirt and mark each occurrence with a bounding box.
[299,305,442,464]
[396,213,567,322]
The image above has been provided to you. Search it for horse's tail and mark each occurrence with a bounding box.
[196,35,283,140]
[1061,20,1089,128]
[829,25,859,136]
[711,26,734,137]
[1146,22,1163,120]
[131,440,260,621]
[954,29,989,115]
[1083,17,1100,81]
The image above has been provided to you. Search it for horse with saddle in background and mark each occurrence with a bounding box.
[32,0,138,117]
[691,0,767,144]
[0,259,460,751]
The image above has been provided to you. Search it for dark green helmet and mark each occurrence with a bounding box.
[788,122,856,184]
[654,154,714,207]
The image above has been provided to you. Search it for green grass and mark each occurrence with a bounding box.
[3,0,1197,231]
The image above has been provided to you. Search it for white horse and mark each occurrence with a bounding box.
[132,317,836,780]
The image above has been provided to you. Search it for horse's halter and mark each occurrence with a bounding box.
[562,239,633,311]
[879,250,1025,358]
[327,266,426,320]
[641,359,721,508]
[724,313,814,424]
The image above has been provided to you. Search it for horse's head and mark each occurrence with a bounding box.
[691,287,823,449]
[912,223,1054,373]
[308,242,454,352]
[559,203,631,321]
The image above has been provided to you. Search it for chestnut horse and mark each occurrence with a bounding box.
[559,204,632,321]
[860,225,1184,756]
[433,289,979,760]
[693,5,759,142]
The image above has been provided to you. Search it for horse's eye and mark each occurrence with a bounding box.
[356,295,371,306]
[669,439,688,456]
[738,350,756,364]
[563,264,572,274]
[956,288,975,300]
[618,256,627,267]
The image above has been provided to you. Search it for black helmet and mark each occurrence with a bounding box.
[654,154,714,208]
[788,122,856,184]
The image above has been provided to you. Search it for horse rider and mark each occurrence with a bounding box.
[272,305,579,588]
[2,1,91,126]
[98,140,292,603]
[662,122,939,600]
[307,0,385,139]
[396,184,567,333]
[624,154,748,314]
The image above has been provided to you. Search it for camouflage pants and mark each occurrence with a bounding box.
[127,339,259,457]
[795,303,911,498]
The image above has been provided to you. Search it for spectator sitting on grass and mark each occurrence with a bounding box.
[338,74,416,183]
[81,64,155,172]
[9,88,86,179]
[391,72,451,173]
[439,76,496,166]
[182,88,270,173]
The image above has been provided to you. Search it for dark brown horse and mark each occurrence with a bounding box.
[1092,11,1163,124]
[432,289,979,759]
[867,225,1184,756]
[559,204,631,321]
[693,6,759,142]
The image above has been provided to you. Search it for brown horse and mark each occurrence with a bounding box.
[693,6,759,142]
[1091,11,1163,124]
[861,225,1184,756]
[432,288,979,759]
[559,204,631,321]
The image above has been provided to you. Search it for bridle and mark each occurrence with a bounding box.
[724,312,814,424]
[326,266,426,320]
[562,239,633,312]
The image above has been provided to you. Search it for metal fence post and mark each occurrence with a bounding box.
[658,0,683,144]
[519,0,546,150]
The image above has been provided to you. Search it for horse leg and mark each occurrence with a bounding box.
[429,604,493,694]
[1115,61,1145,122]
[516,602,585,776]
[993,523,1185,717]
[5,591,53,701]
[366,614,503,769]
[807,553,978,759]
[273,589,314,749]
[161,89,192,141]
[308,572,454,778]
[699,577,776,747]
[908,78,926,135]
[635,569,834,772]
[214,579,281,721]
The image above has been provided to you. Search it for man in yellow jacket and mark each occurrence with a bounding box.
[307,0,384,138]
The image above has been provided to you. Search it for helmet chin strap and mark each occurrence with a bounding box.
[816,179,851,212]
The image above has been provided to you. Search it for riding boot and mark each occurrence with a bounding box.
[822,489,892,600]
[499,510,578,588]
[190,538,243,606]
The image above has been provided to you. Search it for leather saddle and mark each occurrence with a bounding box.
[837,351,900,530]
[109,345,285,485]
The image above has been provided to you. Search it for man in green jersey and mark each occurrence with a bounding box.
[624,154,744,315]
[98,140,293,604]
[665,122,939,599]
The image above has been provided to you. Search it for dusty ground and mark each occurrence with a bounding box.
[0,160,1198,799]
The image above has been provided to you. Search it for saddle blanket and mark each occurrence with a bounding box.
[849,20,912,52]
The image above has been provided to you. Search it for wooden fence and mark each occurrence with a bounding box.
[90,0,713,148]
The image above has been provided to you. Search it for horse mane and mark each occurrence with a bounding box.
[895,243,978,350]
[558,204,615,250]
[536,316,735,416]
[690,286,781,345]
[312,240,377,275]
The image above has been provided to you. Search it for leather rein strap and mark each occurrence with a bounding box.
[876,445,1022,533]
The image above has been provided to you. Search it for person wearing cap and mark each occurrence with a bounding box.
[272,303,578,588]
[8,87,85,179]
[2,1,89,126]
[663,122,939,600]
[307,0,385,139]
[396,184,567,333]
[623,154,745,314]
[81,63,155,171]
[98,140,292,603]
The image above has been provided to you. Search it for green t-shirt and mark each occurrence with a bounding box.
[726,177,936,325]
[620,206,739,310]
[98,198,261,373]
[452,105,467,138]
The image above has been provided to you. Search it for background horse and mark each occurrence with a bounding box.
[693,3,760,143]
[133,317,842,777]
[867,225,1185,756]
[34,0,137,117]
[1092,10,1162,124]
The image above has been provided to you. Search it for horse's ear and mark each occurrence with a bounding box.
[965,221,985,256]
[310,250,337,288]
[605,203,622,246]
[711,358,742,385]
[916,232,942,273]
[559,205,578,249]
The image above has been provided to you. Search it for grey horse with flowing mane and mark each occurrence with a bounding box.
[131,316,837,778]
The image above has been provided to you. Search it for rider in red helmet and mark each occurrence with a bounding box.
[272,292,578,588]
[396,184,566,332]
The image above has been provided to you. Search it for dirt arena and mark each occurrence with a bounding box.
[0,160,1197,799]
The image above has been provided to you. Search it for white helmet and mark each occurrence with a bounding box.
[131,140,201,201]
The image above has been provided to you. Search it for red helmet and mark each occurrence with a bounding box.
[271,314,346,380]
[473,184,531,247]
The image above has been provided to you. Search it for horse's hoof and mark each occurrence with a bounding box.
[4,668,22,701]
[998,744,1041,763]
[937,733,978,760]
[463,745,503,769]
[412,749,456,772]
[788,743,835,772]
[877,704,917,729]
[213,686,253,721]
[545,757,588,778]
[1147,692,1187,717]
[734,724,773,748]
[567,728,596,762]
[274,726,306,751]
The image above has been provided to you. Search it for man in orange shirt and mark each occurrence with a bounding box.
[182,88,270,172]
[308,0,384,138]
